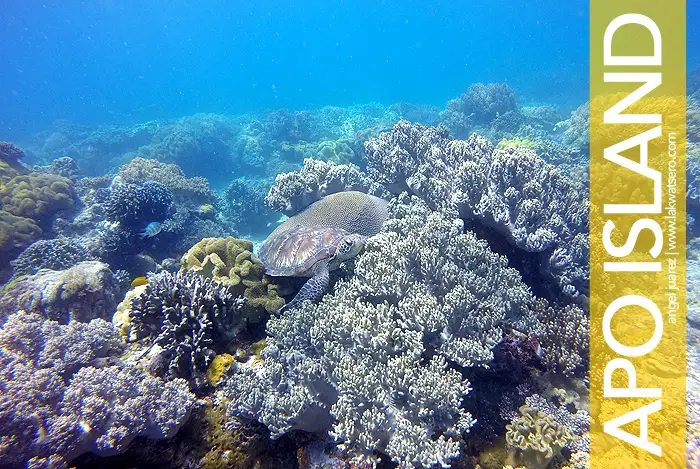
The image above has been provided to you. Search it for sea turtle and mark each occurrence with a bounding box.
[259,224,366,314]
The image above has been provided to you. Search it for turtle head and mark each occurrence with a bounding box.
[336,233,366,261]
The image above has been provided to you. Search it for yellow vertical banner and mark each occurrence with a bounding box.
[590,0,686,468]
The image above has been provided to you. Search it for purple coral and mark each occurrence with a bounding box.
[0,312,196,468]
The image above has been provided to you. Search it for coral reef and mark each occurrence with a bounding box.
[265,158,389,216]
[127,270,247,388]
[562,102,589,154]
[0,311,195,469]
[146,114,240,186]
[223,196,537,468]
[117,157,217,207]
[10,238,95,277]
[31,157,81,180]
[365,121,589,299]
[223,177,279,236]
[181,237,285,321]
[3,92,600,468]
[441,83,519,137]
[0,210,42,266]
[0,261,121,324]
[104,180,173,230]
[0,141,27,171]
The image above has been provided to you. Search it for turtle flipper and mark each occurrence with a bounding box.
[278,263,330,314]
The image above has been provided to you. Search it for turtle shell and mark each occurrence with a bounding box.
[259,225,350,277]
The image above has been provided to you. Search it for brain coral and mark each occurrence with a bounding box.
[0,173,75,222]
[181,237,285,322]
[268,190,390,240]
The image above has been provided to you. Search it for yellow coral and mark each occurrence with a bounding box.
[207,353,235,386]
[198,203,217,219]
[181,237,285,321]
[496,137,537,151]
[0,173,74,221]
[505,406,573,469]
[113,285,147,339]
[250,339,266,357]
[0,210,42,266]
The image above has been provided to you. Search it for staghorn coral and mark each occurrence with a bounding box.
[127,270,247,389]
[0,311,195,469]
[223,196,536,468]
[505,405,574,469]
[10,238,95,277]
[104,180,173,230]
[365,121,589,299]
[181,237,285,321]
[0,261,120,324]
[265,158,389,216]
[117,157,217,207]
[0,173,75,222]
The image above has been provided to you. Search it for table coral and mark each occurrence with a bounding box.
[181,237,285,321]
[364,121,589,299]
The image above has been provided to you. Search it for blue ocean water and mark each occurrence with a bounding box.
[0,0,597,137]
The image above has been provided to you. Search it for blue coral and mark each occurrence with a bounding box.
[104,180,173,230]
[128,270,247,389]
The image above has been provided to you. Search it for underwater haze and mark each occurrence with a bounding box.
[2,0,589,136]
